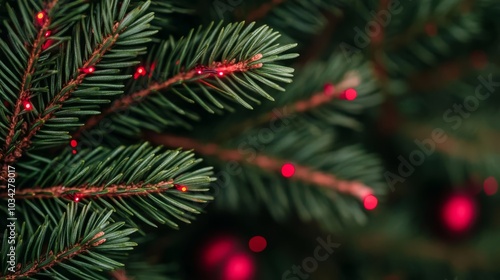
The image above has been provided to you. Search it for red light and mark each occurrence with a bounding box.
[248,236,267,253]
[323,83,334,96]
[72,150,77,154]
[344,88,357,100]
[219,71,224,76]
[483,177,498,196]
[45,31,51,37]
[175,184,188,192]
[137,67,145,74]
[74,197,80,202]
[36,11,47,25]
[223,253,254,280]
[23,100,33,111]
[70,139,78,148]
[202,237,236,268]
[82,66,95,74]
[197,70,202,74]
[281,163,295,178]
[363,194,378,210]
[441,194,476,233]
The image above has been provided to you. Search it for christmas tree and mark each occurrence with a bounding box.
[1,0,499,279]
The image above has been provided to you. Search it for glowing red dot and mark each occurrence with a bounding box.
[137,66,145,74]
[74,197,80,202]
[219,71,224,76]
[483,177,498,196]
[281,163,295,178]
[323,83,334,96]
[181,186,187,192]
[248,236,267,253]
[87,67,94,73]
[363,194,378,210]
[202,237,236,268]
[344,88,357,100]
[37,12,45,20]
[197,70,202,74]
[36,11,47,25]
[223,253,254,280]
[72,150,77,154]
[45,31,51,37]
[23,101,33,111]
[441,194,476,233]
[70,139,78,148]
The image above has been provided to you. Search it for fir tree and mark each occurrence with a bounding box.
[1,0,499,279]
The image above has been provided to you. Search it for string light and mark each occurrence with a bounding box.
[175,184,188,192]
[22,100,33,111]
[218,71,224,76]
[363,194,378,210]
[82,66,95,74]
[70,139,78,148]
[323,83,334,96]
[344,88,357,101]
[36,11,47,25]
[134,66,147,79]
[248,236,267,253]
[281,163,295,178]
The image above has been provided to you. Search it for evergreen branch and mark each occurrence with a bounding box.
[0,179,174,200]
[11,143,214,228]
[76,53,264,136]
[0,0,154,174]
[1,0,58,163]
[218,70,362,139]
[5,231,105,279]
[74,21,297,138]
[0,203,137,279]
[145,132,373,200]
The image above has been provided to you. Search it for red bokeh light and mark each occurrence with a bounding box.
[72,150,77,155]
[248,236,267,253]
[82,66,95,74]
[344,88,357,101]
[223,253,254,280]
[323,83,334,96]
[70,139,78,148]
[281,163,295,178]
[202,237,237,268]
[36,11,47,25]
[483,177,498,196]
[441,194,476,233]
[219,71,224,76]
[363,194,378,210]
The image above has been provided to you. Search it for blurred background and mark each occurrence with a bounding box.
[119,0,500,279]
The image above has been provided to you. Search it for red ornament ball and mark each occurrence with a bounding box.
[441,194,477,233]
[281,163,295,178]
[248,236,267,253]
[363,194,378,210]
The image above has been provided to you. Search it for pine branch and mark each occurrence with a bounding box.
[145,132,374,200]
[74,21,298,138]
[76,52,264,136]
[10,143,214,229]
[0,203,137,279]
[2,0,58,163]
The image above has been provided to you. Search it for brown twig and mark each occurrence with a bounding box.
[74,54,264,138]
[0,179,175,200]
[3,232,105,279]
[217,71,361,141]
[111,269,132,280]
[145,132,374,200]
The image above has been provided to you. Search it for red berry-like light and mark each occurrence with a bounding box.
[483,176,498,196]
[23,100,33,111]
[323,83,334,96]
[134,66,147,79]
[70,139,78,148]
[218,71,224,76]
[344,88,357,101]
[72,150,77,155]
[175,184,188,192]
[36,11,47,25]
[82,66,95,73]
[363,194,378,210]
[248,236,267,253]
[441,194,476,233]
[281,163,295,178]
